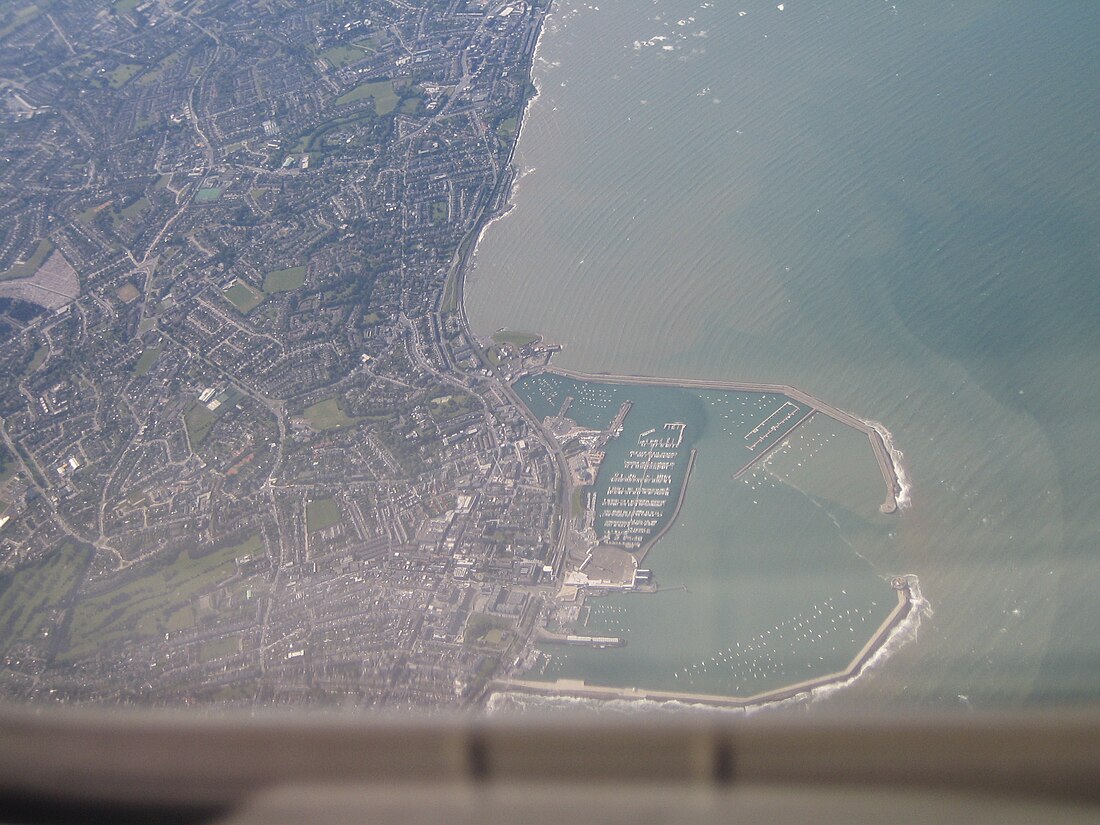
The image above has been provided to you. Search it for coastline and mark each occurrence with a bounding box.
[493,576,922,711]
[540,366,907,515]
[494,366,920,711]
[456,1,1100,712]
[444,0,554,322]
[452,3,920,712]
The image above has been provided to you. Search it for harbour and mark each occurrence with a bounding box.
[469,0,1100,707]
[498,578,918,710]
[512,369,906,699]
[544,367,904,514]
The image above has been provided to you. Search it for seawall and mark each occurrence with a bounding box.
[542,367,902,514]
[494,580,915,710]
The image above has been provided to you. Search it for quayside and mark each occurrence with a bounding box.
[507,367,911,703]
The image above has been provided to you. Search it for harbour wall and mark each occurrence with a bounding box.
[494,581,914,710]
[543,368,902,514]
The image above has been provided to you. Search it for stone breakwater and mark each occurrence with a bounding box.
[543,368,905,514]
[493,578,918,709]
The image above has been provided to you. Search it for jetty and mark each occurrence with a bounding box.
[595,400,632,450]
[537,628,625,648]
[543,368,902,514]
[732,409,816,480]
[554,395,573,420]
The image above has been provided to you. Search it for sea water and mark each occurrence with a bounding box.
[469,0,1100,707]
[517,372,895,697]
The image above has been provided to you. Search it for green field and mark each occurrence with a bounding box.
[464,612,514,646]
[336,79,398,115]
[0,4,41,40]
[184,402,217,446]
[199,635,239,662]
[136,51,180,87]
[441,272,459,314]
[491,330,540,348]
[195,187,223,202]
[0,542,90,655]
[108,63,143,88]
[26,344,48,375]
[307,497,341,533]
[64,535,258,659]
[303,397,356,430]
[250,187,282,214]
[263,266,306,293]
[320,43,369,68]
[77,203,108,226]
[318,32,383,68]
[133,347,160,376]
[428,392,475,421]
[292,109,377,154]
[0,444,15,484]
[321,44,361,68]
[570,485,584,515]
[118,195,151,221]
[431,200,448,223]
[116,282,141,303]
[0,238,54,281]
[79,178,165,230]
[224,279,265,313]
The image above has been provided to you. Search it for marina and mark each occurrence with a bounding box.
[544,367,903,514]
[469,0,1100,708]
[512,369,907,700]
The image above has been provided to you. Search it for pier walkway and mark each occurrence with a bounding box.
[537,628,625,648]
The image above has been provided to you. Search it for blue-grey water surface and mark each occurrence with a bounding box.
[469,0,1100,706]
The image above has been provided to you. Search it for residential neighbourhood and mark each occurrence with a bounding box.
[0,0,568,708]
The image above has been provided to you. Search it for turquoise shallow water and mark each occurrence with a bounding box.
[470,1,1100,706]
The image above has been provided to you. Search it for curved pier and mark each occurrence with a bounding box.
[543,367,902,514]
[495,579,916,709]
